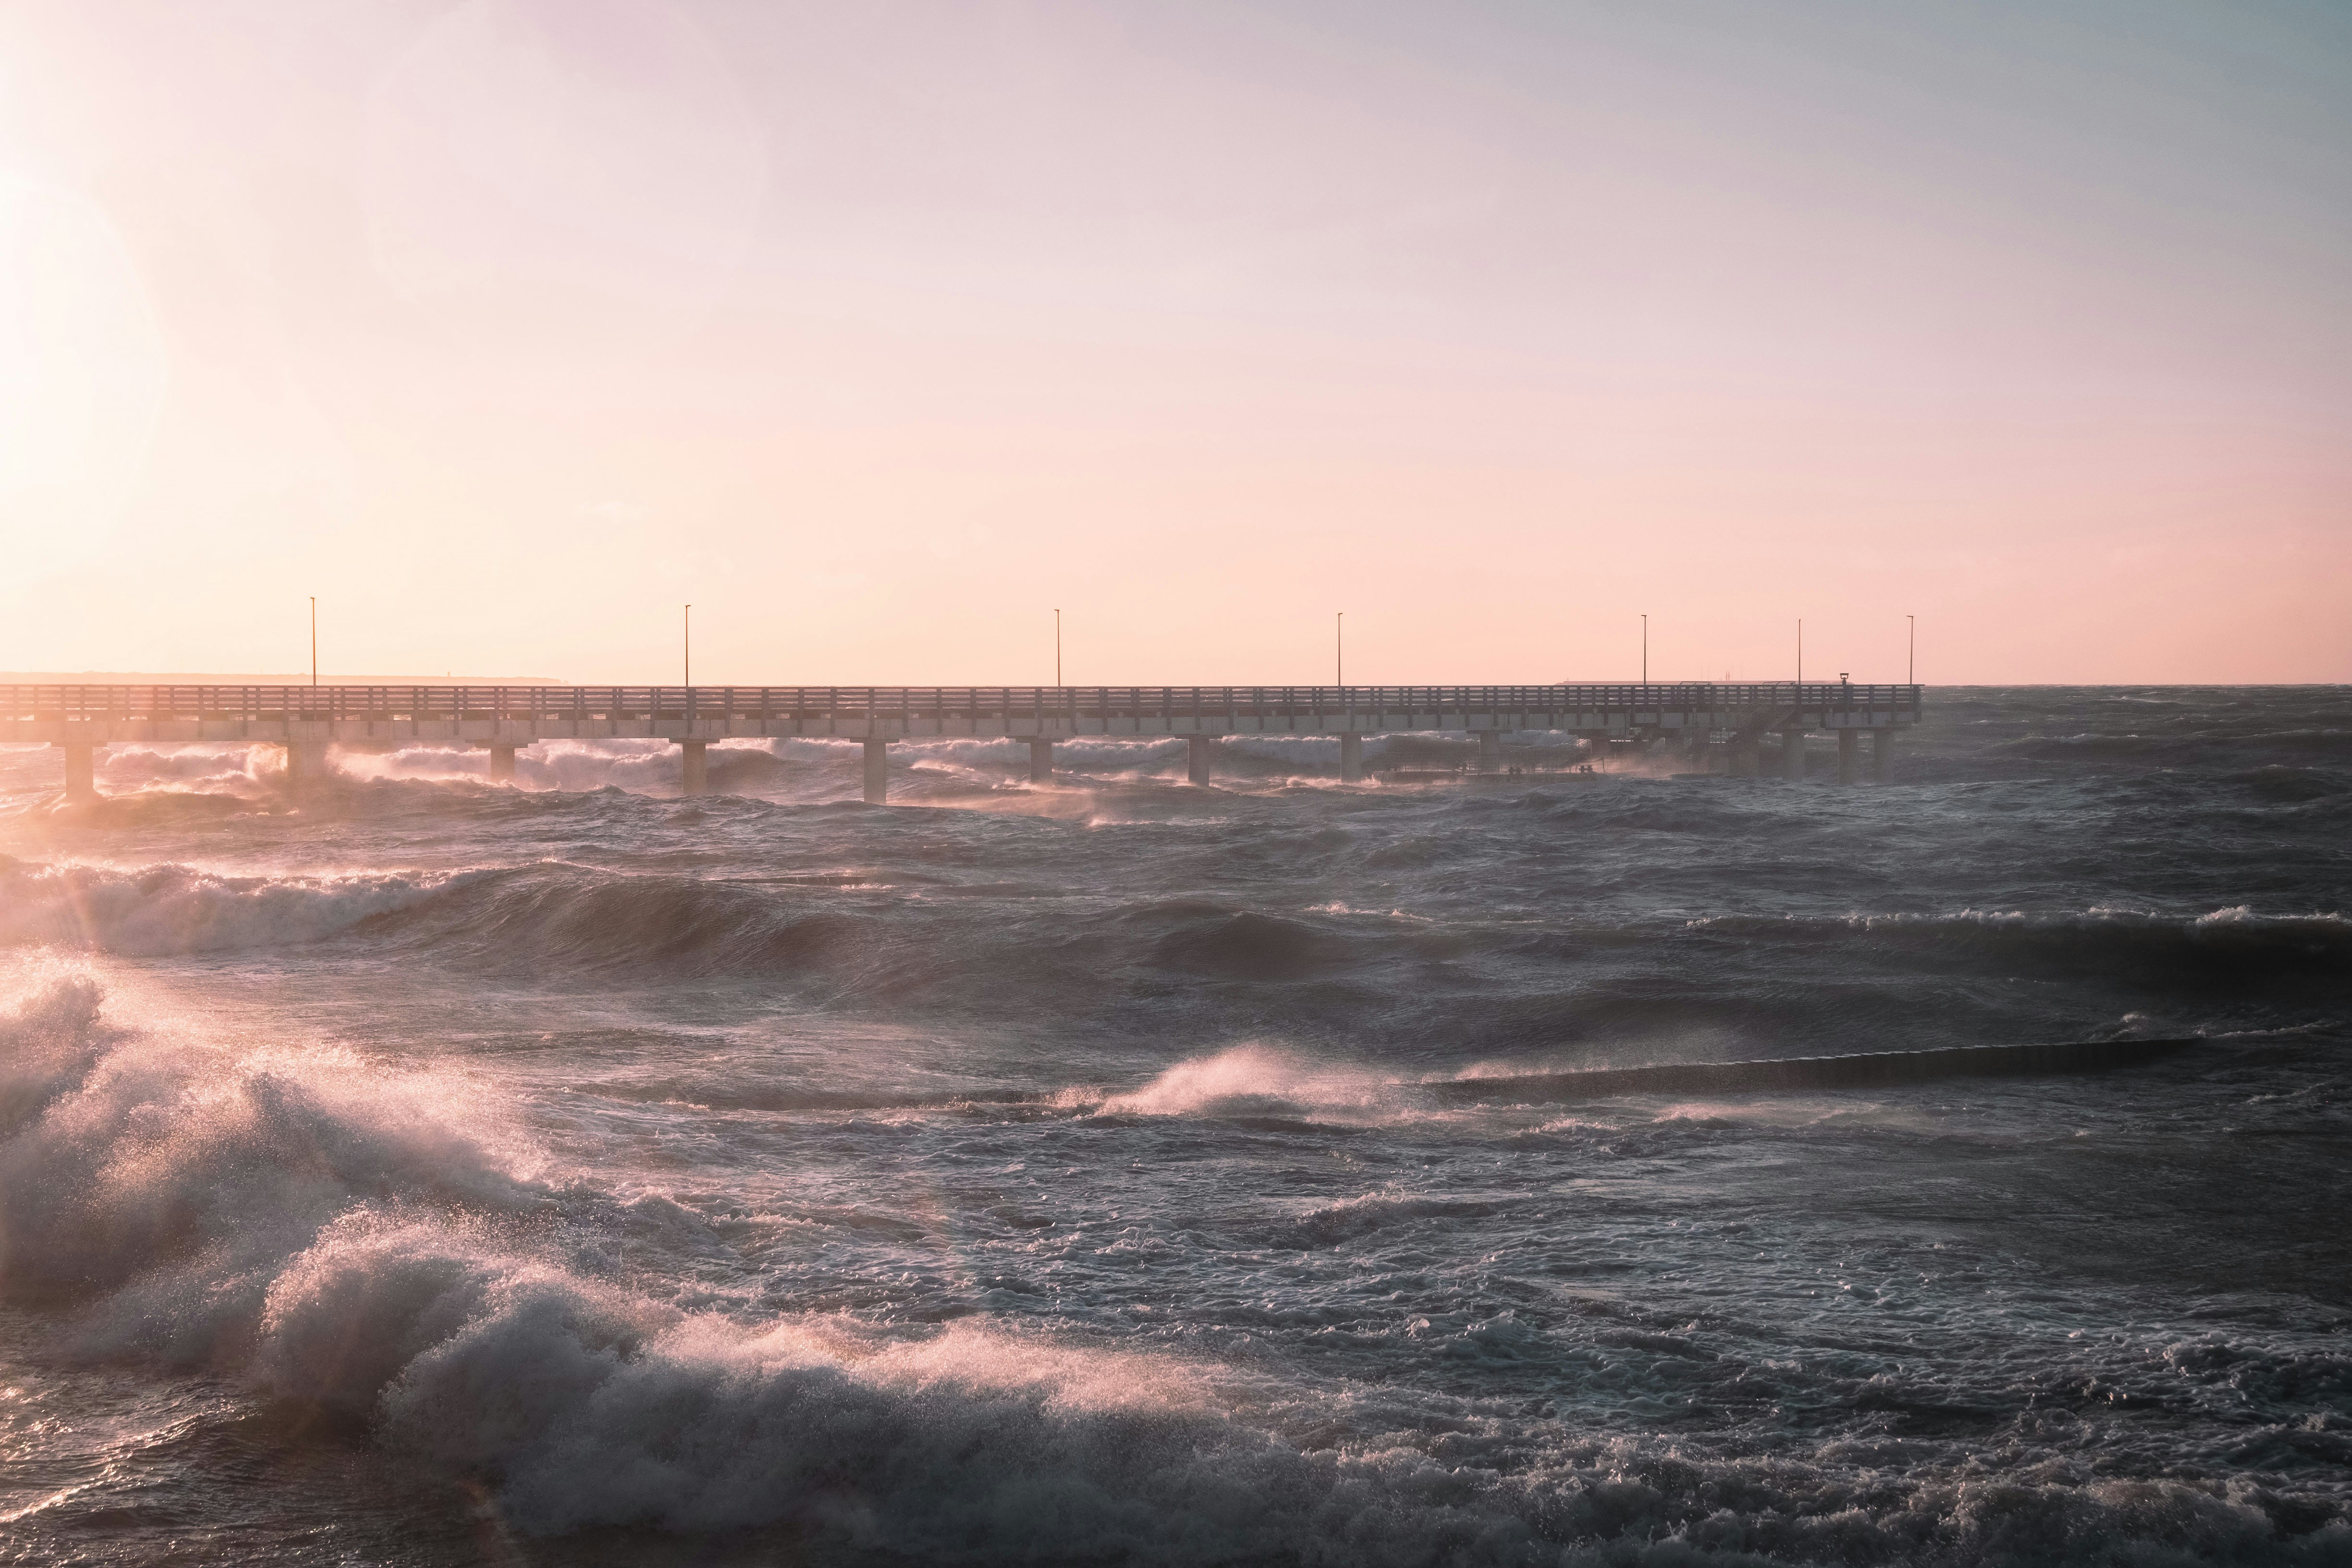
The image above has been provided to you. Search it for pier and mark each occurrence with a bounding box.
[4,682,1922,804]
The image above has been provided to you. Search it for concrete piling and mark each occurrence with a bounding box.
[1188,735,1213,786]
[678,739,708,797]
[863,739,889,804]
[1028,737,1054,783]
[284,741,331,795]
[1838,729,1860,785]
[58,742,97,805]
[1477,730,1504,773]
[1340,733,1364,784]
[489,745,517,784]
[1874,727,1897,784]
[1781,730,1805,781]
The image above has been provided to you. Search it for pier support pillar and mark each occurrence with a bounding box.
[1476,729,1503,773]
[1874,727,1897,784]
[1027,737,1054,784]
[863,739,889,805]
[1187,735,1213,786]
[284,741,331,794]
[488,745,517,784]
[1780,730,1805,781]
[677,740,708,797]
[1339,733,1364,784]
[1838,729,1860,785]
[57,742,98,805]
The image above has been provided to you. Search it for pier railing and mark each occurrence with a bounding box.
[0,683,1922,724]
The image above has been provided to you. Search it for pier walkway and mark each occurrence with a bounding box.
[3,682,1922,802]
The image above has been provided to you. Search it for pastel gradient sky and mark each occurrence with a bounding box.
[2,0,2346,684]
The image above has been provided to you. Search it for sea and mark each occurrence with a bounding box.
[1,686,2346,1567]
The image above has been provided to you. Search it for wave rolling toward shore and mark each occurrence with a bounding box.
[0,686,2347,1565]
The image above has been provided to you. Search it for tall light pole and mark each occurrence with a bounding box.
[309,597,317,686]
[1641,613,1647,683]
[684,604,691,686]
[1796,619,1803,685]
[1908,614,1915,685]
[1336,612,1344,686]
[1054,609,1062,687]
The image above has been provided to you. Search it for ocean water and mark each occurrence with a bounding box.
[1,686,2346,1567]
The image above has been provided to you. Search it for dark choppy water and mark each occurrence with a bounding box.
[2,687,2347,1566]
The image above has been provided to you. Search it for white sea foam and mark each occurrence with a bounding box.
[4,971,2345,1561]
[339,738,701,792]
[94,743,283,796]
[1091,1042,1412,1121]
[0,973,1534,1558]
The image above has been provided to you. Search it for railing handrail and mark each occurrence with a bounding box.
[0,682,1925,723]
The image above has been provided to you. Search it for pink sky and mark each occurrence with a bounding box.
[1,0,2346,684]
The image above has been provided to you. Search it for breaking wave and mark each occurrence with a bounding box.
[8,972,2345,1561]
[81,743,284,796]
[1090,1042,1410,1121]
[0,972,1323,1552]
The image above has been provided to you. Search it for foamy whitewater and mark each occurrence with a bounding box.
[1,687,2346,1566]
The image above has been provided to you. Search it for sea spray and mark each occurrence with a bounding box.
[1,688,2348,1564]
[0,974,1548,1559]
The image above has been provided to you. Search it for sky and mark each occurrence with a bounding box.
[0,0,2346,685]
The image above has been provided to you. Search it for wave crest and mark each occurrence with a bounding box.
[1688,906,2350,987]
[1092,1043,1407,1122]
[4,974,2346,1558]
[0,858,463,956]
